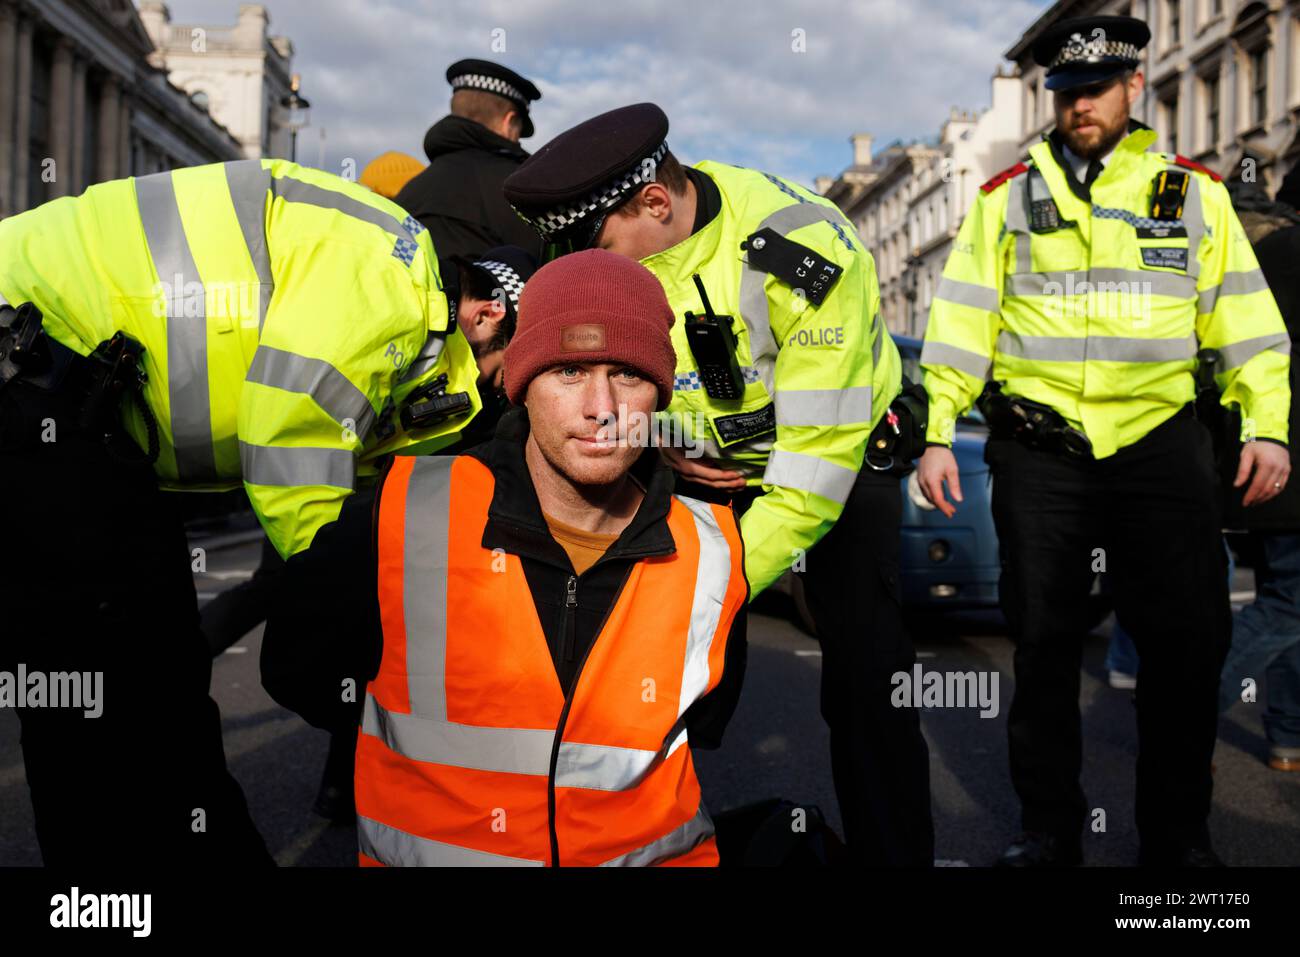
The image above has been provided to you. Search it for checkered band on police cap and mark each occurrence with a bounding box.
[474,259,526,312]
[516,140,671,240]
[451,73,526,105]
[1050,34,1140,68]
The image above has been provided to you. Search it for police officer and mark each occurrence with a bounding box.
[504,104,934,866]
[394,59,544,260]
[917,15,1291,866]
[0,159,519,865]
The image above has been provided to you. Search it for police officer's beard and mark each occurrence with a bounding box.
[1065,111,1130,161]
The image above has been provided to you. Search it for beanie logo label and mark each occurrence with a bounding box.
[560,324,607,352]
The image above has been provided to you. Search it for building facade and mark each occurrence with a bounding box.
[819,71,1022,337]
[1008,0,1300,193]
[138,2,294,161]
[0,1,293,220]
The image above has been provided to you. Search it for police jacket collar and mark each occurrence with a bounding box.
[467,406,677,568]
[1041,119,1156,202]
[639,166,725,277]
[423,114,529,164]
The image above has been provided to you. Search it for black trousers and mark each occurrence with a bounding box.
[797,467,934,866]
[985,410,1231,859]
[0,381,272,867]
[200,535,284,656]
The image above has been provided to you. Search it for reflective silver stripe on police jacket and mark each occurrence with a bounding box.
[271,174,417,244]
[1197,269,1271,315]
[1004,268,1198,300]
[920,339,992,380]
[245,346,376,441]
[762,448,857,504]
[935,276,1001,314]
[1006,172,1033,274]
[223,160,274,333]
[136,169,216,481]
[1179,173,1205,282]
[238,442,355,488]
[397,331,446,385]
[775,386,873,428]
[995,331,1198,363]
[1218,332,1291,370]
[598,803,715,867]
[357,815,544,867]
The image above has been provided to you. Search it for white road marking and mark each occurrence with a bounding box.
[1230,591,1256,603]
[201,570,256,581]
[223,646,248,655]
[794,650,822,657]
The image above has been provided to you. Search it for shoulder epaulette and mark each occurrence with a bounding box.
[980,162,1029,194]
[1171,154,1223,182]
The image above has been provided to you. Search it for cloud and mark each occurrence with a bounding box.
[155,0,1051,186]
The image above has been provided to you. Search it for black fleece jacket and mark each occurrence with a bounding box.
[261,408,748,747]
[392,115,542,259]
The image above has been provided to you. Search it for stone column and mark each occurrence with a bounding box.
[96,76,119,181]
[118,92,131,176]
[69,50,86,193]
[13,12,32,213]
[48,37,72,198]
[0,4,17,216]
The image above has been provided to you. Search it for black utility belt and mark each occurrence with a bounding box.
[864,378,929,473]
[977,384,1093,460]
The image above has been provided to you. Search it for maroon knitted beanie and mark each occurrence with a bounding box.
[503,249,677,409]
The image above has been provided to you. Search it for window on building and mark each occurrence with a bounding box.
[1160,91,1180,154]
[1249,47,1268,126]
[190,90,211,112]
[1202,72,1220,149]
[1166,0,1181,47]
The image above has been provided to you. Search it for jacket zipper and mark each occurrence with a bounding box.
[546,563,635,867]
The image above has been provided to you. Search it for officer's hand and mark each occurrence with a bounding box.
[1236,441,1291,507]
[659,445,748,491]
[918,445,963,518]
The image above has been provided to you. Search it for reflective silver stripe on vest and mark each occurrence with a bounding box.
[358,815,544,867]
[223,160,273,333]
[1005,268,1198,300]
[136,170,216,480]
[920,339,992,380]
[762,448,857,504]
[935,276,1001,314]
[996,331,1197,363]
[1197,269,1271,314]
[677,496,732,708]
[1218,332,1291,370]
[364,692,554,775]
[245,346,376,440]
[271,174,416,244]
[238,441,355,488]
[398,331,447,384]
[402,455,455,719]
[871,311,884,367]
[775,386,873,427]
[598,802,715,867]
[1006,173,1033,274]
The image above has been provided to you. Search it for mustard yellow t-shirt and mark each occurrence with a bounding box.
[542,513,619,576]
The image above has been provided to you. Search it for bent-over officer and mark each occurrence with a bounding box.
[504,103,934,866]
[917,15,1291,866]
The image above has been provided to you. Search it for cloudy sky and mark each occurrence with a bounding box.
[158,0,1053,188]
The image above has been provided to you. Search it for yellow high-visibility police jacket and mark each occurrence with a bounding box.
[640,161,901,597]
[921,124,1289,458]
[0,159,480,557]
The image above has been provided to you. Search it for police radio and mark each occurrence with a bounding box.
[684,274,745,401]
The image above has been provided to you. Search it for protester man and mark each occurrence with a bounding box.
[263,250,748,866]
[503,103,934,866]
[916,15,1290,866]
[394,59,544,259]
[0,159,518,865]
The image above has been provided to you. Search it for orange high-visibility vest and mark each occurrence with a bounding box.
[357,453,747,866]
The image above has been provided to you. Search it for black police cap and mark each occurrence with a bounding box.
[446,58,541,137]
[455,245,537,324]
[1032,15,1150,91]
[502,103,670,248]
